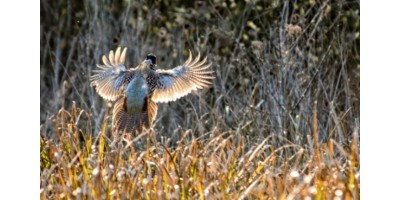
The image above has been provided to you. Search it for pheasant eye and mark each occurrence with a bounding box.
[146,54,157,65]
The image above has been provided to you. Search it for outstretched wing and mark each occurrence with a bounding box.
[151,51,214,103]
[90,47,134,101]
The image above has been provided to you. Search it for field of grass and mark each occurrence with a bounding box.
[40,0,359,199]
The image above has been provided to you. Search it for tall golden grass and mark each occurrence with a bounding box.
[40,102,359,199]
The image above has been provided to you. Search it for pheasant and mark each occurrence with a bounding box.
[90,47,214,135]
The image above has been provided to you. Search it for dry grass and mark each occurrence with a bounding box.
[40,0,359,199]
[40,102,359,199]
[40,101,360,199]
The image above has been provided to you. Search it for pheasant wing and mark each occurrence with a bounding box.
[151,51,214,103]
[90,47,134,101]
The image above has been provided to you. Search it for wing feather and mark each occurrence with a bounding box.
[90,47,134,101]
[109,50,115,65]
[151,51,214,103]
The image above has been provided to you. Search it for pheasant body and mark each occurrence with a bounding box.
[90,47,214,135]
[125,74,148,114]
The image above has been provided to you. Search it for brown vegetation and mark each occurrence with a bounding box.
[40,0,359,199]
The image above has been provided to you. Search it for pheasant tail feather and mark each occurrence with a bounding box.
[112,97,158,135]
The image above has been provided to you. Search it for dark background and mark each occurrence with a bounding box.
[40,0,359,145]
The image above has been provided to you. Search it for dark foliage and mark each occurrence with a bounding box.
[41,0,359,145]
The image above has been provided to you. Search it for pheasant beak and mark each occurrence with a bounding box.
[144,59,153,66]
[145,54,157,68]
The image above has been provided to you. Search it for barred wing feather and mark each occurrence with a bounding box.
[90,47,134,101]
[151,51,214,103]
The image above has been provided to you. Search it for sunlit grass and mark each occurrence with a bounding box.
[40,103,359,199]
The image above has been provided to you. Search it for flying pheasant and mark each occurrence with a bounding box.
[90,47,214,135]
